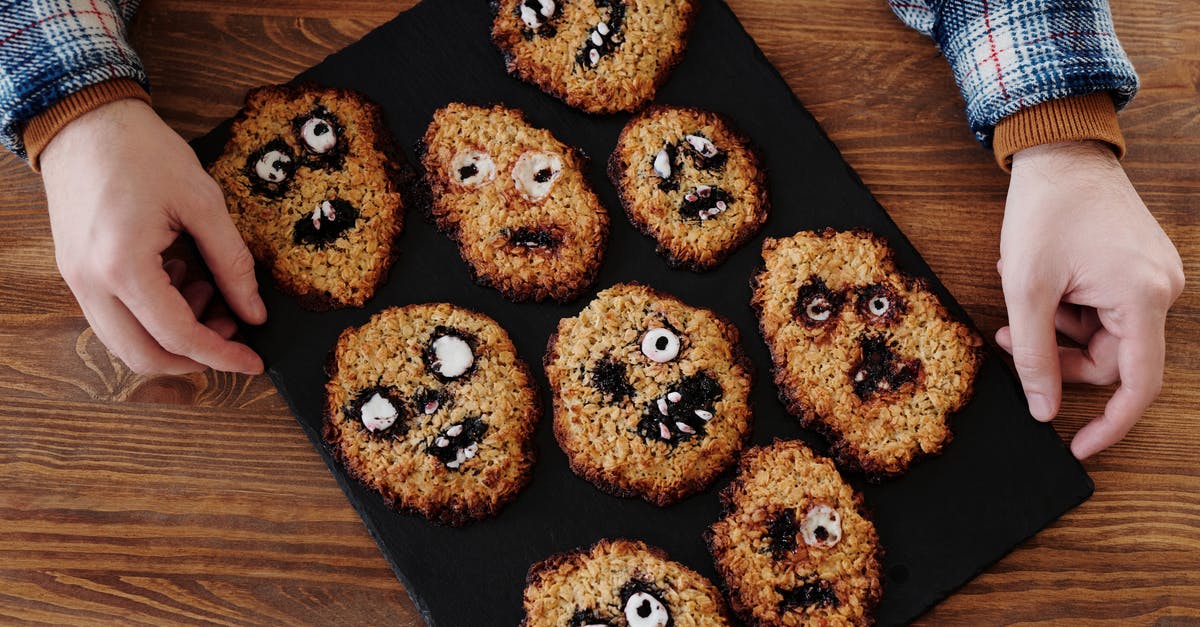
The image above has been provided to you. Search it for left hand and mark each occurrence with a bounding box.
[996,140,1184,459]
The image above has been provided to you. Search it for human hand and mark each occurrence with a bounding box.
[997,140,1183,459]
[41,98,266,375]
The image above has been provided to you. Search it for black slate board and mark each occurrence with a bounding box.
[190,1,1094,624]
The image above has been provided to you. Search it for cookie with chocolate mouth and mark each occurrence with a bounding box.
[322,303,540,526]
[419,103,609,303]
[522,538,733,627]
[545,283,753,506]
[208,84,405,309]
[610,106,769,270]
[706,440,883,626]
[491,0,696,113]
[751,229,984,478]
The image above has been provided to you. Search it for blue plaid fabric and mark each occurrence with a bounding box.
[0,0,145,159]
[889,0,1139,146]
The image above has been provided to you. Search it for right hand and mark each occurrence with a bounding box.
[41,98,266,375]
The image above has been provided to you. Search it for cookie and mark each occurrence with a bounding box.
[544,283,753,506]
[609,105,769,270]
[522,538,733,627]
[491,0,697,114]
[208,84,405,309]
[706,440,883,626]
[750,229,983,478]
[322,303,539,526]
[419,103,609,303]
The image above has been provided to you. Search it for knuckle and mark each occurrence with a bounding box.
[1010,345,1057,377]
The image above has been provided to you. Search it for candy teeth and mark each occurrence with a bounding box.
[424,400,439,414]
[597,21,609,35]
[676,421,696,434]
[657,398,670,416]
[658,422,672,440]
[667,391,682,403]
[446,424,463,437]
[653,148,672,179]
[435,437,449,447]
[695,409,713,421]
[588,49,600,65]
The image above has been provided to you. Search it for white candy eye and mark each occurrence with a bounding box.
[254,149,291,183]
[800,504,842,549]
[450,149,496,189]
[299,116,337,154]
[684,134,718,158]
[805,297,832,321]
[868,296,889,316]
[624,591,670,627]
[519,0,554,28]
[641,328,680,363]
[359,392,398,433]
[512,150,563,202]
[428,334,474,379]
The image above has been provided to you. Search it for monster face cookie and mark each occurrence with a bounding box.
[322,304,539,526]
[522,538,733,626]
[610,106,769,270]
[209,84,404,309]
[491,0,696,113]
[706,441,883,626]
[751,229,983,478]
[545,283,753,506]
[420,103,609,303]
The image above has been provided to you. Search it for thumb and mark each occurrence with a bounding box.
[999,273,1063,422]
[179,179,267,325]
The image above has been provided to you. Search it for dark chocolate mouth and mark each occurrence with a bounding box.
[575,0,627,67]
[427,416,487,470]
[679,185,734,222]
[293,198,359,248]
[502,226,561,250]
[637,372,722,445]
[851,334,922,399]
[777,579,840,611]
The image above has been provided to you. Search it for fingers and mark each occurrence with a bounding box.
[1058,328,1120,385]
[80,294,205,376]
[115,254,263,375]
[1070,313,1166,459]
[178,180,267,326]
[1054,304,1102,345]
[999,275,1064,421]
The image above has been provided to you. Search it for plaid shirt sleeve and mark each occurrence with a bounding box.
[888,0,1139,147]
[0,0,146,160]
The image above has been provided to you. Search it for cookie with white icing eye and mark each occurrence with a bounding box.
[322,303,540,526]
[491,0,696,113]
[544,283,753,506]
[521,538,733,627]
[705,440,883,626]
[610,106,769,271]
[419,103,608,303]
[208,84,405,309]
[751,229,984,478]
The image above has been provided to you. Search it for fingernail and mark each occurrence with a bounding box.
[1027,393,1054,421]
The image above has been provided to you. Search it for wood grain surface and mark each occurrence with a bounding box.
[1,0,1196,623]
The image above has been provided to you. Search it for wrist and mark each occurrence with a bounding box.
[25,79,151,172]
[993,93,1125,172]
[1011,140,1121,174]
[41,98,156,176]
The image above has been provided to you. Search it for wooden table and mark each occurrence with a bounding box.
[2,0,1196,623]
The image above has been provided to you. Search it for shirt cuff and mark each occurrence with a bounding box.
[21,78,151,172]
[992,92,1126,172]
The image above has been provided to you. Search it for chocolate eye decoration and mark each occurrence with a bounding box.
[800,504,842,549]
[684,134,718,158]
[512,150,563,201]
[855,284,904,322]
[450,148,496,189]
[641,327,680,363]
[246,140,295,195]
[519,0,556,30]
[348,386,407,437]
[423,328,476,380]
[624,591,670,627]
[795,276,845,327]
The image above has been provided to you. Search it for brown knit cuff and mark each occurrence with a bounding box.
[22,78,151,171]
[992,92,1126,172]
